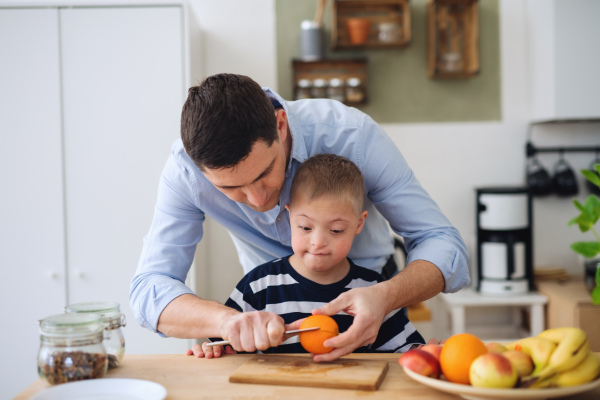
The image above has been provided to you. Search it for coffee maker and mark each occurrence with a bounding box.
[476,187,534,295]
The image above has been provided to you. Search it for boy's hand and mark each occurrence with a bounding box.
[185,342,237,358]
[220,311,286,352]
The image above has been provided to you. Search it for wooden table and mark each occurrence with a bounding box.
[16,354,600,399]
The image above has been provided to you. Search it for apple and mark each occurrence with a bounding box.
[469,353,518,388]
[420,343,443,361]
[486,342,507,354]
[502,350,534,378]
[399,349,440,378]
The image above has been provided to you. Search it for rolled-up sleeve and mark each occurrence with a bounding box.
[129,153,205,335]
[358,116,470,293]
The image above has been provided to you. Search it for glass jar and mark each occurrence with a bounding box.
[346,77,365,103]
[378,22,401,43]
[295,79,313,100]
[327,78,345,102]
[310,78,328,98]
[38,313,108,385]
[65,301,126,369]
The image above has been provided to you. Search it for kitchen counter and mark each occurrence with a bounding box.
[16,353,600,399]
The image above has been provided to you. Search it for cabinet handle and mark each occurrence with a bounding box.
[47,271,59,280]
[75,271,85,279]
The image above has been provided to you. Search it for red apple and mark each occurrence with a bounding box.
[420,343,443,361]
[469,353,518,388]
[502,350,534,378]
[399,349,440,378]
[486,342,507,354]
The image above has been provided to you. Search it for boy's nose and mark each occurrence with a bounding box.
[310,230,327,248]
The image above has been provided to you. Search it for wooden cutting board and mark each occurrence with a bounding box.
[229,354,389,391]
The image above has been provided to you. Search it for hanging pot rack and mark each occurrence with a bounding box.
[525,118,600,158]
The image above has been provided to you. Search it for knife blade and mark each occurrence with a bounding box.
[205,326,320,347]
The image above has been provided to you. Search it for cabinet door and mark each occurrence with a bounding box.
[60,6,190,354]
[0,8,66,397]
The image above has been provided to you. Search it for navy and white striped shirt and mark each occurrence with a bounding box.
[224,256,425,353]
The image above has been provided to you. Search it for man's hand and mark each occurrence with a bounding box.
[310,260,445,362]
[311,285,389,362]
[219,311,286,352]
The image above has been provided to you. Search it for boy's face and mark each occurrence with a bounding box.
[286,194,367,278]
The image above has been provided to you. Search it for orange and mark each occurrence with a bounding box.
[299,315,339,354]
[439,333,488,385]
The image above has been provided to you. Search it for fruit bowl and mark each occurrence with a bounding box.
[402,366,600,400]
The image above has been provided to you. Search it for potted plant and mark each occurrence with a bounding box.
[568,165,600,305]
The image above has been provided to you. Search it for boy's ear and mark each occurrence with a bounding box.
[355,211,368,235]
[285,204,290,212]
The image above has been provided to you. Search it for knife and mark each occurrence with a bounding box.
[205,327,320,347]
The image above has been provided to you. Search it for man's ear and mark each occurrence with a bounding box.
[355,211,368,235]
[275,109,288,141]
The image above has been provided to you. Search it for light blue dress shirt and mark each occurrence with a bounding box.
[130,88,470,334]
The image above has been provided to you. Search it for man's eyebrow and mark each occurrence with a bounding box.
[217,159,275,190]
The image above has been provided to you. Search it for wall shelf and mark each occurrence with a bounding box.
[331,0,411,50]
[526,118,600,157]
[292,58,369,105]
[427,0,479,79]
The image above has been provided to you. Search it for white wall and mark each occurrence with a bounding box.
[187,0,600,338]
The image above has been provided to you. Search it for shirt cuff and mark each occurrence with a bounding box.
[131,273,196,336]
[406,237,470,293]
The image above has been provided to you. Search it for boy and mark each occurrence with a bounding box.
[189,154,425,358]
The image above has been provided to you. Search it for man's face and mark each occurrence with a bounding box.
[202,138,287,212]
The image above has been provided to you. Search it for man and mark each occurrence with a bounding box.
[130,73,469,362]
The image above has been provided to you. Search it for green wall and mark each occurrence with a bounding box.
[275,0,501,123]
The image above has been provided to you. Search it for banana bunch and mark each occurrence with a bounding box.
[506,327,600,388]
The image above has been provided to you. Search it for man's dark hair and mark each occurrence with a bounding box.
[181,74,278,170]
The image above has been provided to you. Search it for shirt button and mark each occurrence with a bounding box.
[277,217,281,222]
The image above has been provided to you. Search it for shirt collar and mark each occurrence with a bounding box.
[263,87,308,177]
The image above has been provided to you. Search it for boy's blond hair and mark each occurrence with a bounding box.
[289,154,365,215]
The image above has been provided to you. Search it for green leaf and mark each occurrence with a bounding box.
[581,169,600,188]
[591,286,600,305]
[567,216,580,226]
[571,213,594,232]
[583,195,600,224]
[570,242,600,258]
[596,264,600,286]
[573,199,585,212]
[594,164,600,176]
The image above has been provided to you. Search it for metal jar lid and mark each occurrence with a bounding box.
[347,77,362,87]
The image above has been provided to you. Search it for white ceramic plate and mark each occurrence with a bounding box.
[403,366,600,400]
[31,378,167,400]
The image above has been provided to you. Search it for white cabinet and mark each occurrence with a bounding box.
[527,0,600,120]
[0,3,199,397]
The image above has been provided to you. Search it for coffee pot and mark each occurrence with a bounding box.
[475,187,534,295]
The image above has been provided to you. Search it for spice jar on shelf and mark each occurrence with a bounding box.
[327,78,345,102]
[65,301,126,369]
[345,77,365,103]
[311,78,328,99]
[295,79,313,100]
[37,313,108,385]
